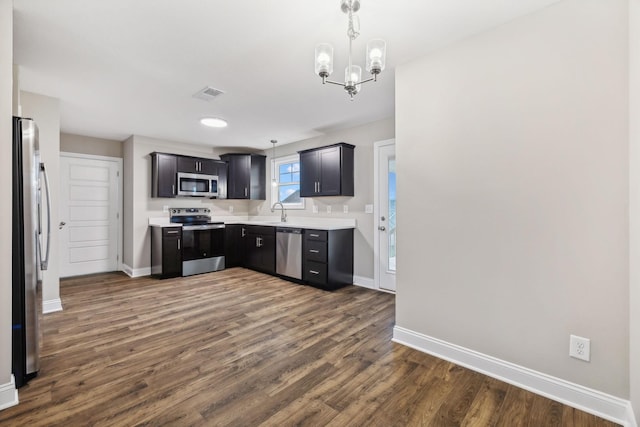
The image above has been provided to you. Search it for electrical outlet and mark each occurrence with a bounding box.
[343,205,349,214]
[569,334,591,362]
[326,205,332,214]
[313,205,318,214]
[365,204,373,214]
[163,205,169,213]
[229,205,234,213]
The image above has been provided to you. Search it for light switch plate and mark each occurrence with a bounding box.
[326,205,332,214]
[343,205,349,214]
[365,204,373,214]
[313,205,318,214]
[163,205,169,213]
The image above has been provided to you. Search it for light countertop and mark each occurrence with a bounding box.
[149,216,356,230]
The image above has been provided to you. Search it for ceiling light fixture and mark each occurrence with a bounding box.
[199,117,228,128]
[315,0,386,100]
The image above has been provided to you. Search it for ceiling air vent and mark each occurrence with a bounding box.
[193,86,224,101]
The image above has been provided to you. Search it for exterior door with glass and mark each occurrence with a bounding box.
[374,140,396,292]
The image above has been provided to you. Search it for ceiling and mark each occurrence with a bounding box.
[13,0,559,150]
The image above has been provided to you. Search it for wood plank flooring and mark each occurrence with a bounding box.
[0,268,619,426]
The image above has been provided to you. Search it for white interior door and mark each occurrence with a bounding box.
[374,140,396,292]
[59,154,121,277]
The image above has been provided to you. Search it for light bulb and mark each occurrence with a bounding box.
[317,52,331,65]
[369,48,382,61]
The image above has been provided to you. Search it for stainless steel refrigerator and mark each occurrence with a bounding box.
[12,116,51,388]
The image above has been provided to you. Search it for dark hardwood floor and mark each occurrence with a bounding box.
[0,268,618,426]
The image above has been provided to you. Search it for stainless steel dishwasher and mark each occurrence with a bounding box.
[276,227,302,279]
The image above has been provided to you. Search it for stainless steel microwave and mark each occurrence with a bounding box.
[177,172,218,197]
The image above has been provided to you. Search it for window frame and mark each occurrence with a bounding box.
[271,153,305,210]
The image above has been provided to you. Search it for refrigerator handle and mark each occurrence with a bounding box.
[39,163,51,270]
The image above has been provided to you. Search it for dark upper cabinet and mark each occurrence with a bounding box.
[151,152,177,198]
[298,143,355,197]
[220,153,266,200]
[244,225,275,274]
[177,156,217,175]
[152,152,228,199]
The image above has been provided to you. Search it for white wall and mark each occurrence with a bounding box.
[20,91,61,310]
[0,0,15,405]
[396,0,629,399]
[629,0,640,420]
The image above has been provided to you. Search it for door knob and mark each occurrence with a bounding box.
[59,221,66,230]
[378,226,386,231]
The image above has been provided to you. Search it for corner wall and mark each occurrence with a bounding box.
[629,0,640,421]
[0,0,17,410]
[396,0,628,402]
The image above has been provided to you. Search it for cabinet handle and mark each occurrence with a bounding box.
[309,249,319,253]
[256,236,262,247]
[241,227,246,237]
[172,184,175,194]
[310,233,320,238]
[317,181,320,193]
[177,239,181,250]
[166,230,179,234]
[244,187,248,197]
[309,270,320,275]
[315,182,318,193]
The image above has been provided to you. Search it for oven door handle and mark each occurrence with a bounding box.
[182,224,225,231]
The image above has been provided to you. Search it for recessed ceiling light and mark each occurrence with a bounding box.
[200,117,228,128]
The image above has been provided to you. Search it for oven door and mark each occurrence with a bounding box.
[177,172,218,197]
[181,224,225,276]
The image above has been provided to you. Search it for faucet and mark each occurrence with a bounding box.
[271,202,287,223]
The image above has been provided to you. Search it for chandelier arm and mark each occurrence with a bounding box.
[324,79,347,86]
[359,77,376,85]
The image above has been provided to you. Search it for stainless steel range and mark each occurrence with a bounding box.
[170,208,225,276]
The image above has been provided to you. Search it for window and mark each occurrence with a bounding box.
[271,154,305,209]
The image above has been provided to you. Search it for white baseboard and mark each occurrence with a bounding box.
[121,264,151,278]
[393,326,636,427]
[0,375,18,411]
[42,298,63,314]
[353,275,375,289]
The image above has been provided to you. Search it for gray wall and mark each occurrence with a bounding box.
[396,0,629,398]
[630,0,640,420]
[60,133,123,158]
[0,0,13,393]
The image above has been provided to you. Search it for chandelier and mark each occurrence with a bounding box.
[314,0,387,100]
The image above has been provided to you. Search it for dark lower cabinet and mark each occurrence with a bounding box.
[151,226,182,278]
[224,224,246,268]
[245,226,275,274]
[303,228,353,290]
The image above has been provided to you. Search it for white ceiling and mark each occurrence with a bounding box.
[13,0,559,150]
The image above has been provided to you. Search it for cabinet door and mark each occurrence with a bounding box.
[260,233,275,274]
[299,150,318,197]
[226,155,250,199]
[317,146,341,196]
[224,225,245,267]
[162,232,182,277]
[200,159,218,175]
[177,156,199,173]
[153,153,177,198]
[245,233,261,270]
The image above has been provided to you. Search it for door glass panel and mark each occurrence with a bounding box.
[388,158,396,272]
